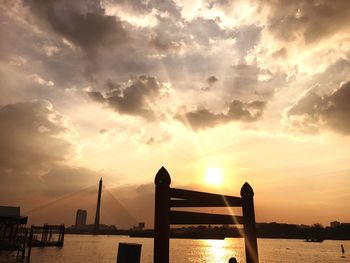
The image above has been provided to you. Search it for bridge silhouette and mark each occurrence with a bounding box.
[23,180,139,229]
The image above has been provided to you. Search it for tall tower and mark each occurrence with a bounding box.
[94,177,103,231]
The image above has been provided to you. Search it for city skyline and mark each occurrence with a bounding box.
[0,0,350,227]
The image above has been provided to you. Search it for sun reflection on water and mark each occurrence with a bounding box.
[198,239,244,263]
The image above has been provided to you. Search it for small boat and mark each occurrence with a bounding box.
[341,244,346,258]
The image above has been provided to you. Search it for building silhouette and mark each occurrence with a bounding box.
[75,209,87,229]
[330,221,341,228]
[0,206,28,249]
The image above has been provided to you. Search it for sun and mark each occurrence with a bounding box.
[205,168,224,186]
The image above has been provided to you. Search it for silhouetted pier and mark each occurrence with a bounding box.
[31,224,65,247]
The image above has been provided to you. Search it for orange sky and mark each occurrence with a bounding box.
[0,0,350,228]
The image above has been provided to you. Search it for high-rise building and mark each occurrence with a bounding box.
[75,209,87,229]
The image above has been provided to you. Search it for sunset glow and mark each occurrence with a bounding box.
[0,0,350,229]
[205,168,224,186]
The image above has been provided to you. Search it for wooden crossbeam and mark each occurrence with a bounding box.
[170,198,242,207]
[170,188,242,207]
[169,210,244,225]
[31,225,63,230]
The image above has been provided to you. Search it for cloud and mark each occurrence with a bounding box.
[223,63,283,99]
[0,100,74,174]
[0,100,87,205]
[285,81,350,134]
[176,99,266,130]
[150,35,186,53]
[41,165,102,196]
[206,75,219,84]
[0,100,116,214]
[29,73,54,87]
[146,132,172,145]
[265,0,350,44]
[26,0,128,56]
[242,1,350,78]
[88,76,167,120]
[202,75,219,91]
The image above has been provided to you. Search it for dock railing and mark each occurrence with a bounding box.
[154,166,259,263]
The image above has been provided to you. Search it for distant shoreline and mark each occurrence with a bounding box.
[65,221,350,241]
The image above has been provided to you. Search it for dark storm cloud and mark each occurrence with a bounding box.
[88,76,163,120]
[264,0,350,43]
[286,81,350,134]
[26,0,128,55]
[177,99,266,130]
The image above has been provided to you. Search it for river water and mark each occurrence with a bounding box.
[1,235,349,262]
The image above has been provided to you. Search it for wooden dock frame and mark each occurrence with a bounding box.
[31,224,65,247]
[154,166,259,263]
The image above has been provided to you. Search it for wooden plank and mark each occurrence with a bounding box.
[31,225,63,229]
[170,188,242,207]
[170,198,242,207]
[170,211,244,225]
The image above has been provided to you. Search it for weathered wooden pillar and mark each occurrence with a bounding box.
[27,227,34,261]
[154,166,171,263]
[41,225,45,243]
[9,224,14,242]
[14,224,19,241]
[117,243,142,263]
[21,229,28,261]
[43,224,48,243]
[60,224,65,245]
[241,182,259,263]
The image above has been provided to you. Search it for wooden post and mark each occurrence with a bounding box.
[14,224,19,242]
[9,224,14,242]
[58,225,61,243]
[41,224,46,243]
[21,229,28,261]
[60,224,65,245]
[154,166,171,263]
[27,226,34,261]
[241,182,259,263]
[117,243,142,263]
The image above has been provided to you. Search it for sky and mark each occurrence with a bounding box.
[0,0,350,228]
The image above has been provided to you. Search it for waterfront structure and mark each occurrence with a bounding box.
[75,209,87,229]
[31,224,65,247]
[94,178,103,231]
[0,206,28,250]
